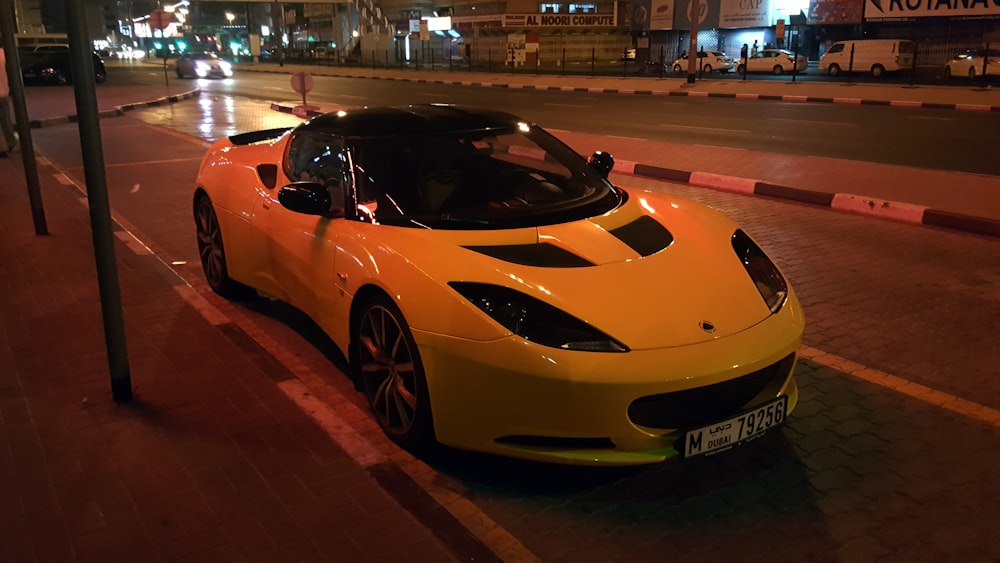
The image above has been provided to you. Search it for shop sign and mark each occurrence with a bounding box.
[502,13,617,27]
[864,0,1000,20]
[719,0,771,27]
[808,0,864,24]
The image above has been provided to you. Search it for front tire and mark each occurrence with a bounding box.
[871,64,885,77]
[968,66,978,78]
[673,63,682,73]
[702,64,713,73]
[772,65,784,75]
[828,64,841,76]
[737,63,746,75]
[194,194,256,300]
[354,295,434,452]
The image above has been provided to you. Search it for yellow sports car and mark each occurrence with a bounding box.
[193,104,804,465]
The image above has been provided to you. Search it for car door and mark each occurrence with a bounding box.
[250,131,346,316]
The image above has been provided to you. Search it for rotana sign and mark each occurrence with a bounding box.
[866,0,1000,18]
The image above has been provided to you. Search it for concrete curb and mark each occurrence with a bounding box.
[244,67,1000,112]
[624,163,1000,238]
[28,89,202,129]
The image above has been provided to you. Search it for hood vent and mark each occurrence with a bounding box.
[609,216,673,257]
[464,243,595,267]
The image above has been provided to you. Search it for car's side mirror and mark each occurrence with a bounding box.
[588,151,615,179]
[278,182,344,218]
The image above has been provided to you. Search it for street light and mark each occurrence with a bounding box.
[225,11,235,25]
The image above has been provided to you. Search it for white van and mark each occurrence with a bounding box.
[819,39,915,77]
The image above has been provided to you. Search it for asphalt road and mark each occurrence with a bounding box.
[20,76,1000,560]
[116,62,1000,176]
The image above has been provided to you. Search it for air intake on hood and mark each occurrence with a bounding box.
[609,216,673,257]
[464,243,595,267]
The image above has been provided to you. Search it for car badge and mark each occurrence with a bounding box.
[699,321,716,333]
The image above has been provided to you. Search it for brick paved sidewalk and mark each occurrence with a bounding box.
[0,156,464,561]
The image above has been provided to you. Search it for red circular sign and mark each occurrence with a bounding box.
[149,9,172,31]
[291,72,314,95]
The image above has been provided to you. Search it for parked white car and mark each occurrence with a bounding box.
[737,49,807,75]
[672,51,736,74]
[943,49,998,78]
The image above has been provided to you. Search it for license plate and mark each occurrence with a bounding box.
[683,396,788,458]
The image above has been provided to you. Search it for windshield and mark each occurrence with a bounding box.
[348,125,623,229]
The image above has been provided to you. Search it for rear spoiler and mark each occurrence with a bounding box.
[228,127,291,146]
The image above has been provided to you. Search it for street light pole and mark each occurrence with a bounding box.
[686,0,701,84]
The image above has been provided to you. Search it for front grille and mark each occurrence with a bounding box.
[627,353,796,430]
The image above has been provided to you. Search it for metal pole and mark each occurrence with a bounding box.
[686,0,701,84]
[0,0,47,235]
[65,0,133,403]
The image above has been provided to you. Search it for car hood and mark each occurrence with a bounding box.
[376,190,781,350]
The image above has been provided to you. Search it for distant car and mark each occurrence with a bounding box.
[20,50,106,85]
[737,49,807,75]
[672,51,736,74]
[175,52,233,79]
[943,49,998,78]
[192,104,804,466]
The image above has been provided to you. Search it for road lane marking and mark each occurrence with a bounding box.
[103,157,204,168]
[658,123,751,134]
[278,379,386,467]
[800,345,1000,428]
[769,118,856,127]
[543,103,593,108]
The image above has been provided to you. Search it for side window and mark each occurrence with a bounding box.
[284,131,345,186]
[828,43,845,54]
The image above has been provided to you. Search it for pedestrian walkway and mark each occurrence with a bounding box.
[0,151,476,560]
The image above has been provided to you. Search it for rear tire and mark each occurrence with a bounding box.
[673,64,682,73]
[702,64,713,73]
[871,64,885,77]
[194,194,257,300]
[968,66,978,78]
[772,65,784,75]
[736,63,746,75]
[943,66,952,78]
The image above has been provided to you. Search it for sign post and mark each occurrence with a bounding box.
[290,72,317,117]
[149,8,172,86]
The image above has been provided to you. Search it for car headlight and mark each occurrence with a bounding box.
[732,229,788,313]
[449,282,628,352]
[219,61,232,72]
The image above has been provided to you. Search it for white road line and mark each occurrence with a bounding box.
[278,379,386,468]
[543,103,593,108]
[800,345,1000,428]
[104,157,203,168]
[769,118,856,127]
[659,123,751,134]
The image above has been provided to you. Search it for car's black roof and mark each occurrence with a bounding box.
[296,104,526,139]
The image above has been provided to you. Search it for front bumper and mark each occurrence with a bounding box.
[413,293,804,465]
